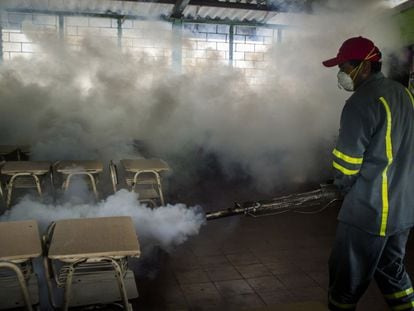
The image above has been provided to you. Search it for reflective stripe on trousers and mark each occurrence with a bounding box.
[328,222,413,311]
[386,288,414,310]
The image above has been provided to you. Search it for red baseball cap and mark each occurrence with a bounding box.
[322,36,381,67]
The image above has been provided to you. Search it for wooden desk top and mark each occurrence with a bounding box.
[55,160,103,173]
[121,159,170,173]
[1,161,51,175]
[0,220,42,261]
[0,145,31,155]
[48,216,140,260]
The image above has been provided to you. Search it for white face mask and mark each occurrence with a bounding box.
[337,71,354,92]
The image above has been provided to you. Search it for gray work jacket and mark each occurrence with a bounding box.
[333,72,414,236]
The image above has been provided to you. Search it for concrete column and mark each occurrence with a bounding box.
[58,14,64,41]
[117,17,123,49]
[0,11,4,62]
[277,27,282,43]
[229,24,234,66]
[172,19,182,73]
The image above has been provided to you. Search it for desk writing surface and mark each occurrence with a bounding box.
[48,216,140,260]
[55,160,103,173]
[1,161,51,175]
[121,159,170,172]
[0,220,42,261]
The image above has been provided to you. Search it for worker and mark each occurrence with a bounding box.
[322,36,414,310]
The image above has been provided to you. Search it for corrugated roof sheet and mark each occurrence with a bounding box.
[183,6,277,22]
[0,0,174,17]
[0,0,278,23]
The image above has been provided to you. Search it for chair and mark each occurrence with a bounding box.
[1,161,52,208]
[0,145,30,161]
[110,159,168,207]
[53,160,103,200]
[42,217,140,311]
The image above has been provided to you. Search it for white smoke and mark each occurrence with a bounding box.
[0,1,405,196]
[0,189,205,251]
[0,0,405,296]
[0,29,339,192]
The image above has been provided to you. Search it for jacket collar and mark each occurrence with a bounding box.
[356,72,384,91]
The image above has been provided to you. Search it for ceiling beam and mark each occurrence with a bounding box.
[171,0,191,18]
[6,7,288,27]
[109,0,277,11]
[184,0,272,11]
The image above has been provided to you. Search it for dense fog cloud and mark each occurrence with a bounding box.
[1,190,205,251]
[0,1,403,245]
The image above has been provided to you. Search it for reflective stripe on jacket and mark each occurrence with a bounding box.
[333,72,414,236]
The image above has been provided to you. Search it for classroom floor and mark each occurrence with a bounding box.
[129,193,412,311]
[2,161,413,310]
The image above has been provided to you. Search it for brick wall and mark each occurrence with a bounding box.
[182,23,276,84]
[182,23,228,70]
[65,16,118,47]
[1,12,281,85]
[1,12,58,60]
[233,26,275,85]
[120,20,172,65]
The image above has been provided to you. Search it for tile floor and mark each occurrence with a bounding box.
[129,195,413,310]
[2,162,413,310]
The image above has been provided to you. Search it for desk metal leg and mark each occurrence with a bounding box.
[6,176,15,208]
[32,175,42,196]
[7,174,43,208]
[0,261,33,311]
[62,259,86,311]
[133,170,165,206]
[62,174,71,191]
[154,173,165,206]
[62,173,99,200]
[50,169,56,202]
[62,258,130,311]
[108,258,131,311]
[85,173,99,200]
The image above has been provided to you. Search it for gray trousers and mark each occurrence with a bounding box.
[328,222,414,310]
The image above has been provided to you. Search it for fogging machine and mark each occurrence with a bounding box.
[205,184,342,221]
